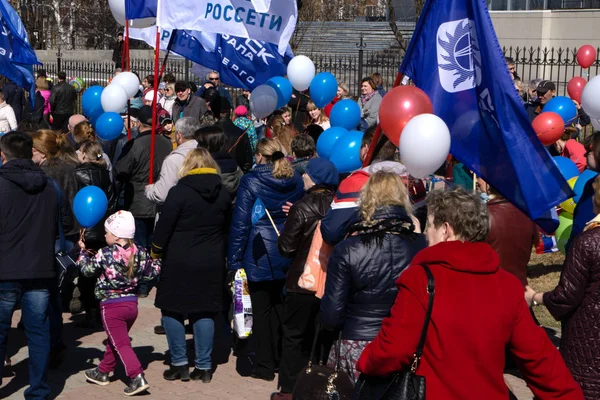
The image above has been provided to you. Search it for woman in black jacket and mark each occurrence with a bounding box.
[75,139,116,327]
[152,148,232,383]
[273,157,339,399]
[320,170,426,381]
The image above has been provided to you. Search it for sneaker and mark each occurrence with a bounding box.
[163,365,190,381]
[250,369,275,382]
[190,368,212,383]
[84,367,110,386]
[154,325,165,335]
[124,373,149,396]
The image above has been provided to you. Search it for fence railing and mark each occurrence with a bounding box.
[32,45,600,114]
[503,46,600,96]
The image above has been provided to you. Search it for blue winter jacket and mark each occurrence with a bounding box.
[227,164,304,282]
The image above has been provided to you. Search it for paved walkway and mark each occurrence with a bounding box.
[1,293,535,399]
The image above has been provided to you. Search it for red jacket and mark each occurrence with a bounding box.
[356,241,583,400]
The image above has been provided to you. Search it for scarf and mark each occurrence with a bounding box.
[360,90,377,105]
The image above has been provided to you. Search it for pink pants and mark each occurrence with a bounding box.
[98,299,143,379]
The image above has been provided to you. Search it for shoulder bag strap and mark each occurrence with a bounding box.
[411,263,435,373]
[49,178,66,253]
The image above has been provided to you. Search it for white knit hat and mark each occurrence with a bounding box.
[104,211,136,239]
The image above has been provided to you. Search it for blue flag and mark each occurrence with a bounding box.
[400,0,570,231]
[251,198,267,225]
[167,30,293,90]
[0,0,39,105]
[125,0,157,19]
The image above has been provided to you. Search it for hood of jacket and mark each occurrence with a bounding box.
[0,159,48,194]
[213,152,239,174]
[252,164,301,195]
[411,240,500,274]
[178,168,222,201]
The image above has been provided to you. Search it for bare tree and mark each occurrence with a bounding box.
[386,0,408,55]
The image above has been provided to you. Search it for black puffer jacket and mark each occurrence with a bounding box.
[278,185,334,294]
[544,224,600,399]
[74,162,116,249]
[217,118,253,173]
[42,159,81,237]
[320,205,426,341]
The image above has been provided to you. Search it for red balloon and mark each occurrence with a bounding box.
[532,112,565,146]
[567,76,587,103]
[379,86,433,146]
[576,45,597,69]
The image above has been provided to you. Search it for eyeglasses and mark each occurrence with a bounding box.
[209,77,219,81]
[175,89,187,93]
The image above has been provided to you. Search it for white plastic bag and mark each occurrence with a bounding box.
[233,269,252,338]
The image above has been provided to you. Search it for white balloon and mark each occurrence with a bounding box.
[399,114,451,179]
[111,72,140,98]
[107,0,156,27]
[101,84,129,113]
[250,85,278,119]
[287,55,315,91]
[581,75,600,119]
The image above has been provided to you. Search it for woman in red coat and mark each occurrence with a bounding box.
[356,188,583,400]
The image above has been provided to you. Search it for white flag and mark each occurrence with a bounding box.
[156,0,297,55]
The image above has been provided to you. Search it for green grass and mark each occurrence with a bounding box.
[527,251,564,329]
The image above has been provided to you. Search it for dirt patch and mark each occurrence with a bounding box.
[527,251,565,329]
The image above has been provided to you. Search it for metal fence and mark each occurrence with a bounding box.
[32,45,600,114]
[504,46,600,96]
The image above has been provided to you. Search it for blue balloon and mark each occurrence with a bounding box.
[553,156,580,181]
[330,99,361,130]
[309,72,338,108]
[317,126,347,159]
[266,77,293,109]
[543,96,578,126]
[89,107,103,127]
[329,130,364,173]
[573,169,598,203]
[95,112,125,141]
[73,186,108,228]
[82,86,104,117]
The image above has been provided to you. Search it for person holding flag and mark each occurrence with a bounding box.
[228,138,304,382]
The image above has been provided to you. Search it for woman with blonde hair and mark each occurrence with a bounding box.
[320,170,426,381]
[324,82,351,117]
[152,148,232,383]
[228,138,304,381]
[304,100,331,130]
[267,115,295,155]
[72,121,114,181]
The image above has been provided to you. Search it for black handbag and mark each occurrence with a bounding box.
[353,264,435,400]
[51,179,77,288]
[293,327,355,400]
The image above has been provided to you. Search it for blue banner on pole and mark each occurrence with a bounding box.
[125,0,157,19]
[167,29,292,90]
[399,0,570,232]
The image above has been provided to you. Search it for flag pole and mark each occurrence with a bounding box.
[264,208,280,237]
[362,72,404,168]
[149,26,160,184]
[124,22,132,140]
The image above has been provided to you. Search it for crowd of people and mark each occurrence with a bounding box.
[0,61,597,400]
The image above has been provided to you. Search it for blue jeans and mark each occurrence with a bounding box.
[0,279,52,400]
[161,311,215,370]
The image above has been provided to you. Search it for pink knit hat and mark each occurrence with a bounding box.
[234,105,248,117]
[104,211,136,239]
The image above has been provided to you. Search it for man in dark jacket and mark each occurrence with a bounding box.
[525,80,591,126]
[275,158,338,400]
[171,81,208,123]
[115,106,172,248]
[50,71,77,131]
[0,132,58,398]
[213,95,253,173]
[112,33,125,69]
[2,79,24,123]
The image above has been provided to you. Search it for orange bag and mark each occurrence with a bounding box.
[297,221,333,299]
